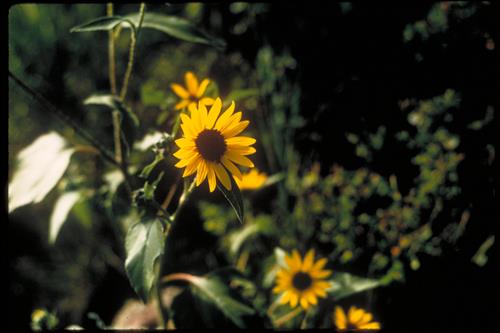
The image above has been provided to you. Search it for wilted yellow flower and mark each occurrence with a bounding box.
[170,71,215,110]
[173,98,256,192]
[333,306,381,331]
[234,169,267,190]
[273,249,332,310]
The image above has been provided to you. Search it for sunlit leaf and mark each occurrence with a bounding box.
[327,272,382,301]
[8,132,75,213]
[125,217,165,303]
[471,235,495,267]
[49,191,82,244]
[217,175,244,224]
[124,12,225,49]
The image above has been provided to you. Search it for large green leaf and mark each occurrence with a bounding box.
[48,191,82,244]
[8,132,75,213]
[188,269,256,328]
[70,16,135,33]
[125,12,225,49]
[217,175,244,224]
[327,272,382,301]
[125,216,165,303]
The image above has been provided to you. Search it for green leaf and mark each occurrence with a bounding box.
[326,272,382,301]
[471,235,495,267]
[188,269,256,328]
[139,151,165,179]
[229,224,260,257]
[124,12,225,49]
[217,175,244,224]
[9,132,75,213]
[125,216,165,303]
[70,16,135,33]
[224,89,259,105]
[49,191,82,244]
[84,94,140,156]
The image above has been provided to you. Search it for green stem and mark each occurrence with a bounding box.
[119,3,145,101]
[107,3,117,96]
[274,307,303,328]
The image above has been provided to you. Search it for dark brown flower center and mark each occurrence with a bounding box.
[195,129,226,162]
[292,272,313,291]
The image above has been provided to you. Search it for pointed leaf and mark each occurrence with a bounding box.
[124,12,225,49]
[188,269,256,328]
[70,16,135,33]
[49,191,82,244]
[326,272,382,301]
[9,132,75,213]
[125,217,165,303]
[217,174,244,223]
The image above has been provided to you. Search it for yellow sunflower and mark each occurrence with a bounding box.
[170,71,215,110]
[173,97,256,192]
[273,249,332,310]
[333,306,381,331]
[234,169,268,190]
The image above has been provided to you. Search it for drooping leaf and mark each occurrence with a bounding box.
[8,132,75,213]
[84,94,139,157]
[217,175,244,224]
[124,12,225,49]
[125,217,165,303]
[49,191,82,244]
[326,272,382,301]
[188,269,257,328]
[70,16,135,33]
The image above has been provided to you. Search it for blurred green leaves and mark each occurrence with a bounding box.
[327,272,382,301]
[8,132,75,213]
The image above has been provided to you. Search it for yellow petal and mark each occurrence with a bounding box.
[348,307,364,325]
[301,249,315,271]
[175,138,195,148]
[200,97,215,106]
[305,291,318,305]
[222,120,250,138]
[173,149,196,159]
[171,83,189,99]
[206,97,222,129]
[175,99,190,110]
[300,297,309,310]
[182,156,200,177]
[285,253,300,272]
[225,151,254,168]
[226,136,256,147]
[289,293,298,308]
[214,101,235,130]
[358,312,374,325]
[218,112,242,133]
[185,71,198,96]
[292,250,302,270]
[196,79,210,98]
[207,164,216,192]
[279,291,291,305]
[228,146,256,156]
[198,101,208,128]
[334,306,347,329]
[213,163,231,190]
[358,322,381,330]
[221,156,243,180]
[310,269,332,279]
[312,258,328,271]
[174,153,198,168]
[196,160,208,186]
[313,286,327,298]
[181,123,196,139]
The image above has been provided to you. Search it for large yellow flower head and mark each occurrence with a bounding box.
[333,306,381,331]
[171,71,215,110]
[173,97,256,192]
[273,249,332,310]
[234,169,268,190]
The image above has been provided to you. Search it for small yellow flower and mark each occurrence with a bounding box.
[234,169,268,190]
[273,249,332,310]
[173,98,256,192]
[170,71,215,110]
[333,306,381,331]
